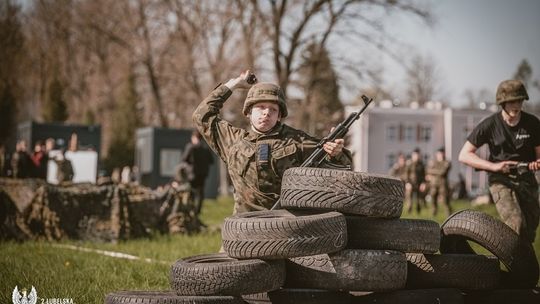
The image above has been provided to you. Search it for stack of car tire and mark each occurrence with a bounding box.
[105,168,539,304]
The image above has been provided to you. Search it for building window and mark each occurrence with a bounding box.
[387,153,396,170]
[386,125,397,141]
[404,125,415,142]
[419,125,432,142]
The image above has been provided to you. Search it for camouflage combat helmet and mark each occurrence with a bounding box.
[243,82,288,118]
[496,79,529,105]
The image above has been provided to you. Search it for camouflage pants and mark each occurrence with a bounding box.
[429,183,452,217]
[405,184,425,214]
[489,182,540,243]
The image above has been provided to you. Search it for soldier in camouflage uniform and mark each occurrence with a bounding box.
[459,79,540,243]
[405,148,427,214]
[426,147,452,216]
[389,153,408,182]
[193,70,352,213]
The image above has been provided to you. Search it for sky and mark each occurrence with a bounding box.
[376,0,540,107]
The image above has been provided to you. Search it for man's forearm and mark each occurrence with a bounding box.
[459,151,495,171]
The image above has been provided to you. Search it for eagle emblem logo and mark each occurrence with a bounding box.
[12,286,37,304]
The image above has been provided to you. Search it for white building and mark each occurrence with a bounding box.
[347,102,494,195]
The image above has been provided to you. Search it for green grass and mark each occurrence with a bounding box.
[1,197,539,303]
[0,196,234,304]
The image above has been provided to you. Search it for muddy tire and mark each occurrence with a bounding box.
[285,249,407,292]
[105,291,245,304]
[439,209,539,288]
[406,253,501,290]
[346,217,440,253]
[170,253,285,295]
[222,210,347,259]
[280,168,404,218]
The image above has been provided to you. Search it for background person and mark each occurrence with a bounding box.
[426,147,452,216]
[31,140,48,179]
[55,149,74,183]
[389,153,408,183]
[405,148,426,214]
[11,139,32,178]
[182,130,214,215]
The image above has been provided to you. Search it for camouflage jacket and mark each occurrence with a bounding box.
[427,159,451,186]
[406,160,425,186]
[389,164,408,182]
[193,85,352,213]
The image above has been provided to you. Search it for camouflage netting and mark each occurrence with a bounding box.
[0,178,202,242]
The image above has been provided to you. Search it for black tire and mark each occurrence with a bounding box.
[462,288,540,304]
[439,209,539,288]
[405,253,501,290]
[242,293,271,304]
[267,289,351,304]
[105,291,245,304]
[285,249,407,292]
[280,167,404,218]
[351,288,464,304]
[170,253,285,296]
[345,216,440,253]
[222,210,347,259]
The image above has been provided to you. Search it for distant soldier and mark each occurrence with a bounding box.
[459,79,540,243]
[405,148,426,214]
[11,140,32,178]
[389,153,408,182]
[182,130,215,215]
[55,149,74,183]
[0,144,7,177]
[426,147,452,216]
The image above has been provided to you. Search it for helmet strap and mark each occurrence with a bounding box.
[501,103,509,115]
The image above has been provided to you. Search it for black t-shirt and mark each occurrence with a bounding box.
[467,111,540,184]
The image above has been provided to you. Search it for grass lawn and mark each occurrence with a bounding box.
[1,196,539,303]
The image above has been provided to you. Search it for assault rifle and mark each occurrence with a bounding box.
[270,94,373,210]
[475,162,535,179]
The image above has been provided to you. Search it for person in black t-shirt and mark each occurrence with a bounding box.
[182,130,215,215]
[458,79,540,243]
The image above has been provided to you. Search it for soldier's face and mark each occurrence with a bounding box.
[249,102,281,132]
[503,100,523,118]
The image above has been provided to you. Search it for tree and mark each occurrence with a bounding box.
[251,0,431,97]
[463,88,492,110]
[0,0,24,144]
[0,85,17,145]
[43,76,69,122]
[513,59,533,86]
[512,59,539,114]
[104,66,142,173]
[404,54,446,106]
[297,43,342,137]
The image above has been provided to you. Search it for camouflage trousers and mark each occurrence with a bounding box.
[405,184,425,214]
[429,183,452,217]
[489,182,540,243]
